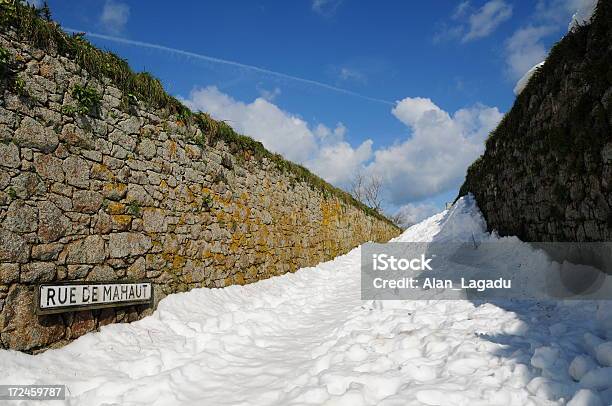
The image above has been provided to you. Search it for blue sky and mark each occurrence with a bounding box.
[41,0,596,222]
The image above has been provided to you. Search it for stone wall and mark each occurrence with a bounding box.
[0,31,399,352]
[459,1,612,243]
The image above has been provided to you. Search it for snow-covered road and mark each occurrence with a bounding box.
[1,196,612,405]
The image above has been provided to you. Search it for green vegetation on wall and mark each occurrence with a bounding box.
[460,0,611,200]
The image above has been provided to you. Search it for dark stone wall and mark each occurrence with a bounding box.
[459,1,612,243]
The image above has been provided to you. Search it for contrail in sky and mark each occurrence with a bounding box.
[65,29,395,106]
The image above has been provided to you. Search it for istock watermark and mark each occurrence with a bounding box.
[372,253,433,271]
[361,242,612,301]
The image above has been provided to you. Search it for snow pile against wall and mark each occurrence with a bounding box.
[513,61,544,95]
[1,195,611,405]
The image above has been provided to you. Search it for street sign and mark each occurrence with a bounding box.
[37,281,153,314]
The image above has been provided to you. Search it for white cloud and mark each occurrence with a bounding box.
[505,25,554,79]
[463,0,513,42]
[184,86,372,186]
[453,1,472,20]
[433,25,464,43]
[312,0,343,17]
[534,0,596,24]
[439,0,595,78]
[185,86,317,163]
[100,0,130,34]
[339,67,366,83]
[314,122,347,144]
[307,140,373,185]
[307,121,370,185]
[505,0,596,80]
[367,97,503,204]
[184,88,502,210]
[436,0,512,43]
[258,87,281,102]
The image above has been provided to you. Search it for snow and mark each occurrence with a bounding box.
[513,61,545,95]
[568,389,603,406]
[580,368,612,391]
[568,0,597,32]
[570,355,599,381]
[2,195,612,405]
[595,342,612,367]
[597,305,612,339]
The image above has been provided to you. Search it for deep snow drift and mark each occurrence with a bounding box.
[1,196,612,406]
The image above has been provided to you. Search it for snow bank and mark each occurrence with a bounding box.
[513,61,545,95]
[1,195,612,405]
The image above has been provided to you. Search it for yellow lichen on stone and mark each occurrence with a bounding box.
[107,202,125,214]
[103,183,127,198]
[92,163,115,181]
[111,214,132,228]
[168,140,177,157]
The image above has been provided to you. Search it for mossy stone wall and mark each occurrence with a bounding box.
[0,31,399,352]
[459,1,612,243]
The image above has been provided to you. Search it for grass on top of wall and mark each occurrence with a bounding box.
[0,0,398,228]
